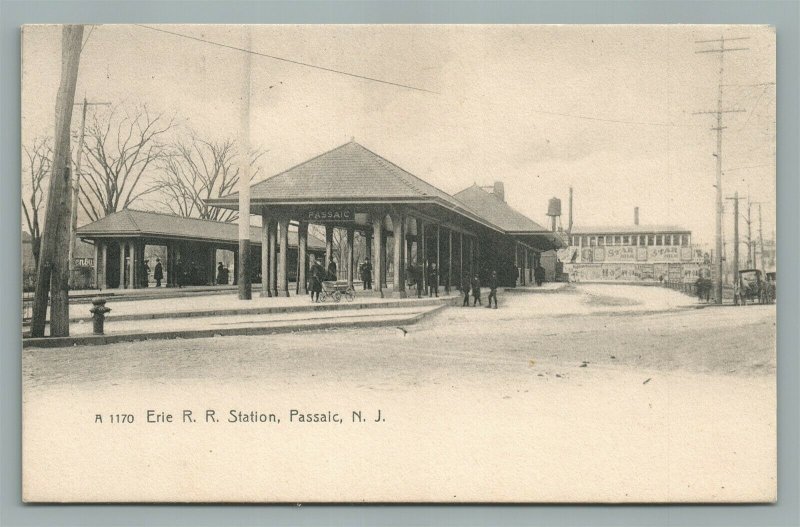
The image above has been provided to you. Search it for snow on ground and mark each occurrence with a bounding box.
[23,284,776,502]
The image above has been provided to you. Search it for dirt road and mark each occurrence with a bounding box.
[23,284,776,503]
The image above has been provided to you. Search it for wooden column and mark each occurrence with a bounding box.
[268,219,277,296]
[392,211,406,297]
[233,248,239,286]
[346,226,355,288]
[260,211,270,297]
[93,242,100,289]
[129,242,137,289]
[277,218,290,296]
[118,241,126,288]
[101,242,109,289]
[325,224,334,267]
[436,224,441,292]
[447,229,452,294]
[417,218,425,295]
[372,215,383,297]
[298,221,308,294]
[468,237,474,279]
[459,232,464,287]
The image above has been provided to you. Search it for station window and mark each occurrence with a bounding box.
[656,235,663,246]
[623,235,630,245]
[665,235,672,246]
[614,235,621,245]
[648,235,655,246]
[682,234,689,246]
[583,236,589,246]
[598,236,605,246]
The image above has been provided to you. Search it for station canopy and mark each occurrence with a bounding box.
[208,140,565,250]
[453,184,565,251]
[77,209,325,250]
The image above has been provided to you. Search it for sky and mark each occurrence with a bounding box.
[21,24,776,246]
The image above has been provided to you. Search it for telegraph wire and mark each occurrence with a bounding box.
[134,24,439,95]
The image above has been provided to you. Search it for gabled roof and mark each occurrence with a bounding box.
[571,225,691,235]
[453,184,549,233]
[208,141,503,232]
[231,141,459,202]
[76,209,325,249]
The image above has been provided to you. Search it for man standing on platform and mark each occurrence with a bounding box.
[327,258,337,281]
[487,270,498,309]
[361,259,372,290]
[154,258,164,287]
[428,262,438,297]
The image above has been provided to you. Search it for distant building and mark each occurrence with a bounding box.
[562,223,707,283]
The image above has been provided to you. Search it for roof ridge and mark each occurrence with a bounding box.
[122,208,142,232]
[245,140,355,194]
[124,207,258,228]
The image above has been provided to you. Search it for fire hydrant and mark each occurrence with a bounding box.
[89,297,111,335]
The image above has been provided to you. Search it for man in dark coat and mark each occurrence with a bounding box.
[471,275,482,307]
[327,258,338,281]
[361,260,373,290]
[461,274,470,307]
[534,265,545,286]
[487,270,498,309]
[153,258,164,287]
[310,258,325,302]
[217,262,225,285]
[428,263,439,297]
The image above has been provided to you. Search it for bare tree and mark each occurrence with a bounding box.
[78,104,174,221]
[21,137,52,268]
[153,129,264,223]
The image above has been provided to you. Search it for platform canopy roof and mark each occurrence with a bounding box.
[207,140,506,233]
[453,185,566,251]
[76,209,325,250]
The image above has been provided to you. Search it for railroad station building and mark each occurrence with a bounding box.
[207,141,566,297]
[76,141,566,296]
[76,209,326,289]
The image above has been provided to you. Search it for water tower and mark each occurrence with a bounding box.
[547,197,562,232]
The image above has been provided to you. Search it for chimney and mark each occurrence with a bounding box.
[493,181,505,202]
[634,207,640,226]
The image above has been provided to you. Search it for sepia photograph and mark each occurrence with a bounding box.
[20,23,776,503]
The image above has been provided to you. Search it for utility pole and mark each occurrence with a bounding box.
[758,203,765,271]
[31,25,84,338]
[695,35,748,304]
[237,26,252,300]
[726,192,743,305]
[68,98,111,288]
[746,199,753,268]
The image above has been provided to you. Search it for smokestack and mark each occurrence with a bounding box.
[568,186,574,233]
[634,207,639,226]
[493,181,505,202]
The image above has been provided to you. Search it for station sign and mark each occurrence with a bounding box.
[73,257,94,267]
[305,209,355,222]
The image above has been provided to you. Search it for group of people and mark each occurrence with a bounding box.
[405,261,440,298]
[137,258,164,287]
[461,270,499,309]
[307,257,342,302]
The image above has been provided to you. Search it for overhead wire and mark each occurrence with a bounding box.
[134,24,439,95]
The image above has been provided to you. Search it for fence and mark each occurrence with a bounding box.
[662,280,698,297]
